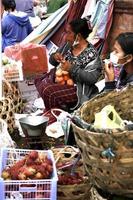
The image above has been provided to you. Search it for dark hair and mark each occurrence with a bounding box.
[116,32,133,55]
[69,18,92,39]
[2,0,16,11]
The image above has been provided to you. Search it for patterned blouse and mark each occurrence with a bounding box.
[64,43,99,82]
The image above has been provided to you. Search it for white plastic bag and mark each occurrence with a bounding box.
[0,119,16,148]
[45,109,71,139]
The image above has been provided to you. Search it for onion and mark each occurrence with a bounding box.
[62,70,69,75]
[67,79,74,86]
[55,68,63,76]
[55,76,64,83]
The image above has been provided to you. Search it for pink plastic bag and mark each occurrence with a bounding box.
[4,43,44,61]
[4,43,48,77]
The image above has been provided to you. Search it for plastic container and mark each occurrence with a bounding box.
[0,148,58,200]
[94,105,125,129]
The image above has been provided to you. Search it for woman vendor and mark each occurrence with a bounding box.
[35,18,102,121]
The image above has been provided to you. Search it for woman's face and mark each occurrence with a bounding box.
[113,40,133,65]
[113,40,125,59]
[65,25,75,44]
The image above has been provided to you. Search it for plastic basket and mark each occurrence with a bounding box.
[0,148,58,200]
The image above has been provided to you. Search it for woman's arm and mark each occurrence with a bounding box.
[49,52,63,67]
[104,60,116,90]
[49,43,71,67]
[70,56,102,85]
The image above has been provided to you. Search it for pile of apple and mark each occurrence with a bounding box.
[1,151,53,180]
[55,68,74,86]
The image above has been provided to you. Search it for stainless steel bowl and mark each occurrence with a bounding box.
[19,115,49,136]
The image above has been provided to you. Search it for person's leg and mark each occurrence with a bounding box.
[41,83,78,110]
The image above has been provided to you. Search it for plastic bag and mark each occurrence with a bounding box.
[94,105,125,129]
[0,119,16,148]
[45,109,71,141]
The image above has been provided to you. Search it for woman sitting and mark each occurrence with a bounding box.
[35,18,102,119]
[104,32,133,90]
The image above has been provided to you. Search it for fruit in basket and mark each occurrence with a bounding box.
[35,172,44,179]
[25,158,35,166]
[22,166,36,177]
[9,159,26,180]
[58,172,83,185]
[28,150,38,160]
[18,173,27,180]
[1,169,11,180]
[1,150,53,180]
[26,151,39,165]
[11,170,20,180]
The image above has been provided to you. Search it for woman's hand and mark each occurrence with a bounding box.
[54,53,64,63]
[60,60,72,72]
[104,62,115,81]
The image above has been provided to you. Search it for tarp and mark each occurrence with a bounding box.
[22,4,69,44]
[22,0,114,55]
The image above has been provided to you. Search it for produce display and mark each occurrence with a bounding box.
[52,146,84,184]
[55,68,74,86]
[2,55,23,81]
[58,172,83,185]
[1,150,53,180]
[53,146,90,200]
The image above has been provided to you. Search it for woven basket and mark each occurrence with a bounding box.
[58,185,107,200]
[72,85,133,197]
[1,80,23,133]
[79,84,133,124]
[52,146,84,175]
[58,178,91,200]
[52,146,90,200]
[89,187,107,200]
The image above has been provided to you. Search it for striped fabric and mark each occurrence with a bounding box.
[35,69,78,124]
[38,82,78,110]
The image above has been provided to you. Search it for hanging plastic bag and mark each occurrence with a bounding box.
[45,109,71,141]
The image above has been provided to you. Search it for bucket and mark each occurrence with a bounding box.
[19,115,49,136]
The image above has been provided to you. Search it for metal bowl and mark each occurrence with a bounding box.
[19,115,49,136]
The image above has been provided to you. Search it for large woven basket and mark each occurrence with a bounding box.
[52,146,90,200]
[58,185,108,200]
[58,179,90,200]
[79,84,133,123]
[89,187,107,200]
[72,85,133,197]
